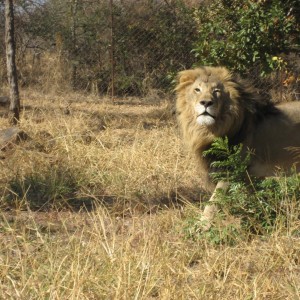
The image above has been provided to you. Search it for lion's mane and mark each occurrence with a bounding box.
[175,66,279,190]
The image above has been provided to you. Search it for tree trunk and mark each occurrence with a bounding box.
[109,0,115,101]
[70,0,78,90]
[5,0,20,125]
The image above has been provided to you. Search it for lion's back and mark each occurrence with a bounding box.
[248,101,300,176]
[276,101,300,122]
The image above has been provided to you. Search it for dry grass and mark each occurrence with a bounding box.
[0,89,300,299]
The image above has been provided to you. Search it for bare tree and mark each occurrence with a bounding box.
[70,0,78,89]
[5,0,20,125]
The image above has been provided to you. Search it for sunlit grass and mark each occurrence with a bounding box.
[0,89,299,299]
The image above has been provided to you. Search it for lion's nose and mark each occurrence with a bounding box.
[200,100,213,108]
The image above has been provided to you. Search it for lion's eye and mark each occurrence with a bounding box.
[213,89,221,95]
[195,87,202,93]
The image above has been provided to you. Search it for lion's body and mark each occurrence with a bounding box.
[176,66,300,191]
[249,102,300,176]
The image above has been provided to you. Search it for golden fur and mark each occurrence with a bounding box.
[176,66,300,191]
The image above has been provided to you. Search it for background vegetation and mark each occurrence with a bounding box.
[0,0,299,96]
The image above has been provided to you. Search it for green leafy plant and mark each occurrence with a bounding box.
[203,137,251,183]
[193,0,299,75]
[184,137,300,243]
[183,213,241,246]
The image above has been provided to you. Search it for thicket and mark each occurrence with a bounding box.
[194,0,300,75]
[0,0,299,96]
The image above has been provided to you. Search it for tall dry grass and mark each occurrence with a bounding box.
[0,89,300,299]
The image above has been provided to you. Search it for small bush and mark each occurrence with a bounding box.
[184,137,300,243]
[203,137,251,183]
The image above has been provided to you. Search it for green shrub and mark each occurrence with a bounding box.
[203,137,251,183]
[184,137,300,243]
[193,0,299,75]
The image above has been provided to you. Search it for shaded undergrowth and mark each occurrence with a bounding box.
[4,161,204,213]
[5,164,94,211]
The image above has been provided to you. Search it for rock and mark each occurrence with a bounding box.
[0,127,28,150]
[0,96,9,106]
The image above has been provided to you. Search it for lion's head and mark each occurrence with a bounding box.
[175,66,274,188]
[177,67,241,130]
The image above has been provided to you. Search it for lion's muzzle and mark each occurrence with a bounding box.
[200,99,213,108]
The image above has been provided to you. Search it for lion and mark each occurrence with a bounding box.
[175,66,300,228]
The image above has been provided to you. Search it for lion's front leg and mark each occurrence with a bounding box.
[200,181,229,231]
